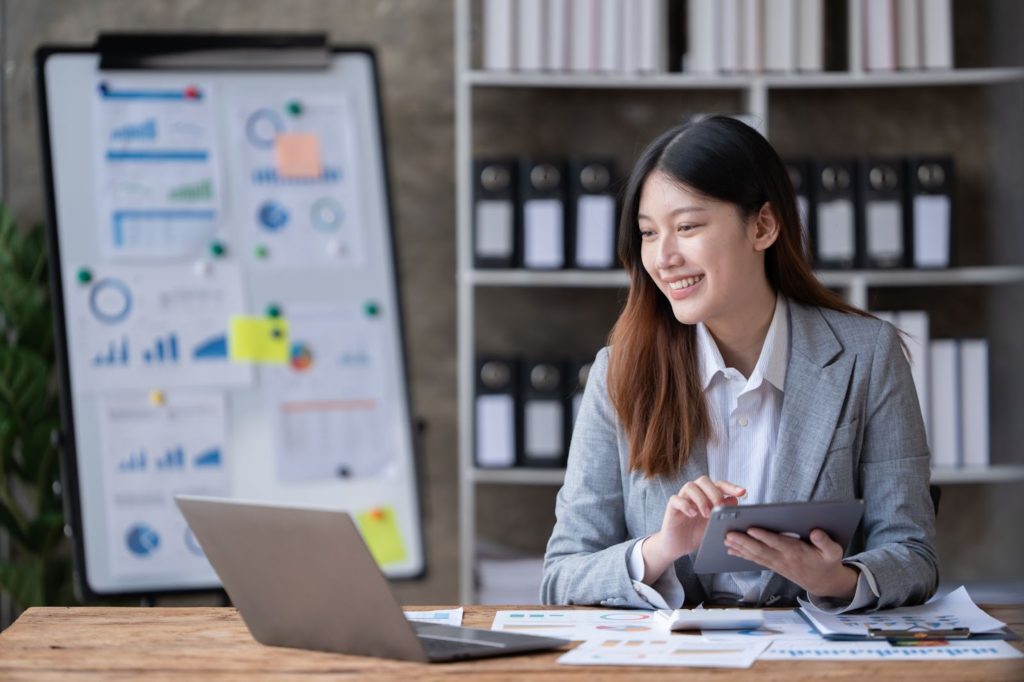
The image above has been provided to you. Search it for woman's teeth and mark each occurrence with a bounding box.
[668,275,704,290]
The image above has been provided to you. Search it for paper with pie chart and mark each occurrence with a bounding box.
[92,78,223,260]
[99,391,227,579]
[66,263,252,391]
[235,95,365,268]
[491,610,672,641]
[265,302,395,483]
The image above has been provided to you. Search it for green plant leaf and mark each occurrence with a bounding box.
[26,511,64,554]
[0,346,52,430]
[22,418,59,486]
[0,559,45,609]
[0,498,30,549]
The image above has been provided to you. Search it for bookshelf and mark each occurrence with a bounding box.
[455,0,1023,604]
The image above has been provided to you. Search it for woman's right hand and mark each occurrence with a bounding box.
[640,476,746,582]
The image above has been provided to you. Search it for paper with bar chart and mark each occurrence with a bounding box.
[265,303,394,483]
[99,391,227,579]
[492,610,675,641]
[558,637,770,668]
[66,264,251,391]
[92,78,223,260]
[234,95,365,268]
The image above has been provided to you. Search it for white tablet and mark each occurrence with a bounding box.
[692,499,864,574]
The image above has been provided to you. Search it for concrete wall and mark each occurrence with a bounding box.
[1,0,1021,612]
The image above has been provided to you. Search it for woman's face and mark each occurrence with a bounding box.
[637,171,772,327]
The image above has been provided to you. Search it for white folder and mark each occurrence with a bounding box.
[483,0,515,71]
[959,340,990,468]
[517,0,545,71]
[896,0,922,69]
[921,0,954,69]
[929,339,960,468]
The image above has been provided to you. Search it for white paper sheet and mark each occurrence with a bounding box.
[405,608,464,627]
[492,609,669,640]
[799,586,1008,638]
[558,637,770,668]
[265,302,395,483]
[93,78,222,260]
[100,391,228,580]
[761,639,1022,661]
[234,95,365,268]
[67,264,251,391]
[700,609,819,641]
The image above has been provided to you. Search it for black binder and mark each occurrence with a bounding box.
[860,157,909,269]
[473,158,519,268]
[567,158,618,269]
[812,159,860,269]
[906,156,954,269]
[784,158,815,263]
[474,357,520,468]
[519,159,567,270]
[519,359,567,467]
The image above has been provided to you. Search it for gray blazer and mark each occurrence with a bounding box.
[542,301,938,610]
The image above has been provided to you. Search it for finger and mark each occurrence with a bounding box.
[714,480,747,499]
[745,527,797,551]
[694,477,728,511]
[809,529,843,562]
[669,495,697,518]
[724,533,776,568]
[680,482,714,517]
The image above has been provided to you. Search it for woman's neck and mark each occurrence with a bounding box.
[705,287,778,378]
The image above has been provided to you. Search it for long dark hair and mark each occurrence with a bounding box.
[608,116,868,478]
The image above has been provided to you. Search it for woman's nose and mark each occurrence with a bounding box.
[655,234,683,270]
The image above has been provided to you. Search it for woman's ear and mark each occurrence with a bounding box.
[750,202,781,252]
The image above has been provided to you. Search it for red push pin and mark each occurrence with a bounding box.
[184,85,201,100]
[369,508,385,521]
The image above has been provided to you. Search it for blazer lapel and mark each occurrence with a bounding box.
[757,302,855,602]
[768,302,853,504]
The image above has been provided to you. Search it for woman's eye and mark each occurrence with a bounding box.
[639,229,655,238]
[678,224,697,232]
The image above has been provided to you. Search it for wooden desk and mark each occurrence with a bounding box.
[1,604,1022,681]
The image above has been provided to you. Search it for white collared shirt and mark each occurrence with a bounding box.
[626,295,879,612]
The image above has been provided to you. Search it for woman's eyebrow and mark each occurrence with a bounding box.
[637,206,709,221]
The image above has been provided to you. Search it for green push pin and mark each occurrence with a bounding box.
[364,301,380,317]
[254,244,269,260]
[285,99,303,117]
[76,268,93,285]
[209,240,227,258]
[266,304,281,319]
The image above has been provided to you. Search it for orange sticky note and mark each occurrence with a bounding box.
[274,133,322,179]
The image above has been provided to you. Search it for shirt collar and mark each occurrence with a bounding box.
[696,294,789,392]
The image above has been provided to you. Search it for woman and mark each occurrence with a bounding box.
[541,116,937,612]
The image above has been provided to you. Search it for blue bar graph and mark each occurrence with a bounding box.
[193,448,222,469]
[142,334,179,365]
[118,450,147,472]
[156,446,185,471]
[93,337,130,366]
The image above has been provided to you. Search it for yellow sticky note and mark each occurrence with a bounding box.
[356,506,406,567]
[228,316,289,364]
[274,132,322,178]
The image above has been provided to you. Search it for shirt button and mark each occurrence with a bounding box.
[738,416,749,427]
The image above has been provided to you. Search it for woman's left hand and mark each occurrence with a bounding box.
[724,528,859,600]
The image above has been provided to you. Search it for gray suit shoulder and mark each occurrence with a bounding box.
[814,305,894,351]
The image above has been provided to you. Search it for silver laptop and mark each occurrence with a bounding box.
[174,495,568,662]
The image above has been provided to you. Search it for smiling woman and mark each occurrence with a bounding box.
[541,116,937,613]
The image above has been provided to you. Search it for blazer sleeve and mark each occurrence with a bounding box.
[540,347,654,608]
[845,321,939,609]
